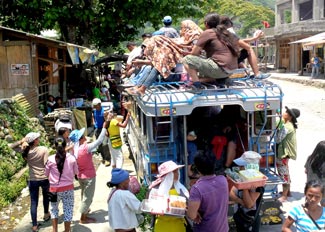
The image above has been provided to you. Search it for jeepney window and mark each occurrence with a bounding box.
[254,110,272,135]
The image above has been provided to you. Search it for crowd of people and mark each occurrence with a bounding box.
[12,95,132,231]
[11,12,325,232]
[120,13,270,96]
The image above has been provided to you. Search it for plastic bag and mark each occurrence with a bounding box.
[129,176,140,194]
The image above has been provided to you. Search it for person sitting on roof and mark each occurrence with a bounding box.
[182,12,239,90]
[123,41,143,79]
[220,16,270,79]
[125,19,202,95]
[157,16,180,38]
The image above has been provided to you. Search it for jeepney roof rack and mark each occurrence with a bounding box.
[129,77,284,116]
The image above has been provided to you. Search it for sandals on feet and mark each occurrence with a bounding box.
[80,217,96,224]
[43,213,51,221]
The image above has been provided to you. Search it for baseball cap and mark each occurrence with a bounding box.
[233,151,261,166]
[92,98,101,106]
[163,16,172,24]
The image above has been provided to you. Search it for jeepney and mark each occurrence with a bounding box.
[123,77,284,199]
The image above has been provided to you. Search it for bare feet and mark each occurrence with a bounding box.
[32,224,40,232]
[80,216,96,224]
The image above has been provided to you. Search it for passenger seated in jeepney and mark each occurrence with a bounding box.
[220,16,270,79]
[125,19,202,95]
[182,12,239,91]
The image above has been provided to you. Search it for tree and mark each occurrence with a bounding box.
[0,0,212,48]
[201,0,275,37]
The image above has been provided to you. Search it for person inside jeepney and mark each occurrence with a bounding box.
[210,121,237,175]
[219,16,270,79]
[125,19,203,96]
[148,160,189,232]
[182,12,239,91]
[187,131,200,186]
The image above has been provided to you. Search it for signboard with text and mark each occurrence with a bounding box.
[11,64,30,76]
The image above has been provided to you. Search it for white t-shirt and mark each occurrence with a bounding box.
[126,47,142,65]
[108,189,141,230]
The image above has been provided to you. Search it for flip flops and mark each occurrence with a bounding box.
[43,213,51,221]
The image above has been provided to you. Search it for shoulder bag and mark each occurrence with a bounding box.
[302,204,323,230]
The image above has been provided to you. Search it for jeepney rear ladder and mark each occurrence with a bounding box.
[153,95,174,144]
[247,84,283,167]
[247,84,283,199]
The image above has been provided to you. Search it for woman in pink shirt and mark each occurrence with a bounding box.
[45,137,79,232]
[69,120,110,223]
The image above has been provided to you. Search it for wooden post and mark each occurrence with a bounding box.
[63,51,67,102]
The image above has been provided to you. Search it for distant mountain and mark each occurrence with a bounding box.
[249,0,275,10]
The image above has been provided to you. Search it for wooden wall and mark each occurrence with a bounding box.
[0,42,39,116]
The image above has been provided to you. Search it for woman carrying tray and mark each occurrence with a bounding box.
[148,161,189,232]
[229,151,265,232]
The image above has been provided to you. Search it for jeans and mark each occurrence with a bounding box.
[28,179,50,226]
[311,66,319,77]
[137,67,159,87]
[95,128,111,162]
[131,65,153,85]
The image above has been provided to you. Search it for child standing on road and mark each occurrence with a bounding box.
[45,137,79,232]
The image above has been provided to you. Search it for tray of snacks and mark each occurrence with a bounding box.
[141,195,186,217]
[226,169,268,190]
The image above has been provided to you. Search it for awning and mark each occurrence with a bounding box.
[289,32,325,44]
[304,39,325,46]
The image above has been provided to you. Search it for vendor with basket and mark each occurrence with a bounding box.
[148,161,189,232]
[228,151,266,232]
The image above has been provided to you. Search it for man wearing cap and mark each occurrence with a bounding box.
[276,106,300,202]
[92,98,111,166]
[69,120,110,224]
[158,16,180,38]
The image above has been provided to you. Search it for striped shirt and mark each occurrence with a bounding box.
[288,204,325,231]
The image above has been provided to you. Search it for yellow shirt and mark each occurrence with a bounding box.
[108,118,122,149]
[108,118,120,137]
[154,189,186,232]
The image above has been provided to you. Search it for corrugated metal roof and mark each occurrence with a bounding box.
[0,25,90,50]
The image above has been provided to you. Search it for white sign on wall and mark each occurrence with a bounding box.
[11,64,30,75]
